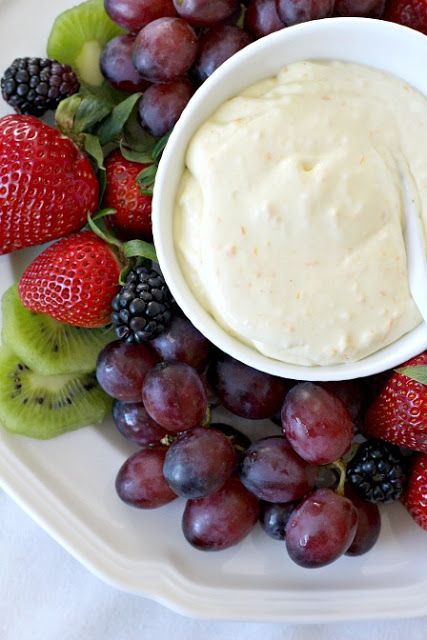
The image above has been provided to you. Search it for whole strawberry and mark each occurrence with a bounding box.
[102,148,153,241]
[362,351,427,453]
[0,114,99,255]
[18,230,121,328]
[384,0,427,35]
[402,453,427,531]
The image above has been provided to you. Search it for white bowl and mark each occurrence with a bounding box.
[152,17,427,382]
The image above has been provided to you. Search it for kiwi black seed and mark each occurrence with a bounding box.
[0,346,113,439]
[46,0,125,95]
[2,284,115,376]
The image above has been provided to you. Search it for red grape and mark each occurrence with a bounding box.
[172,0,240,27]
[182,476,259,550]
[115,445,178,508]
[281,382,354,465]
[100,34,150,93]
[104,0,176,33]
[199,368,219,406]
[275,0,334,25]
[319,379,367,429]
[285,488,358,568]
[334,0,386,17]
[142,360,207,432]
[149,313,211,372]
[194,24,253,83]
[245,0,285,38]
[132,17,199,83]
[138,77,195,137]
[239,436,318,502]
[259,500,297,540]
[96,340,158,402]
[344,487,381,556]
[163,426,237,498]
[113,400,171,446]
[208,353,290,419]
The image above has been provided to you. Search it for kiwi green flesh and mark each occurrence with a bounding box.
[2,285,115,376]
[0,346,113,439]
[47,0,125,92]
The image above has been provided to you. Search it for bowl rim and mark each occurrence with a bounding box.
[152,17,427,381]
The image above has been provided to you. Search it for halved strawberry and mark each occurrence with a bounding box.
[18,230,121,328]
[0,114,99,255]
[362,351,427,453]
[402,453,427,531]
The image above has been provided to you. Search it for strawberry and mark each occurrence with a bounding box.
[18,230,121,328]
[102,148,153,241]
[384,0,427,35]
[402,453,427,531]
[362,351,427,453]
[0,114,99,255]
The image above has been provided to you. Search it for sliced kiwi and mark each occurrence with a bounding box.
[47,0,125,95]
[2,284,115,376]
[0,345,113,439]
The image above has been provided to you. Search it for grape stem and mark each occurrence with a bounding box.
[160,434,177,447]
[202,405,211,426]
[327,459,347,496]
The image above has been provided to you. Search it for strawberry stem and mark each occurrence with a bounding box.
[122,238,158,263]
[87,212,159,285]
[87,209,123,249]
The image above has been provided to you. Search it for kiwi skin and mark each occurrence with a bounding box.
[2,284,115,376]
[0,345,113,439]
[47,0,125,91]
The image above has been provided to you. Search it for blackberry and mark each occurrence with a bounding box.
[1,57,80,117]
[111,266,174,343]
[346,438,407,503]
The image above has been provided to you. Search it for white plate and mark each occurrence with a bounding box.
[1,0,427,623]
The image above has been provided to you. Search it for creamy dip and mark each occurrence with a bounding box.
[174,60,427,366]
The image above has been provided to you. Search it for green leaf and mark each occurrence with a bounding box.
[119,141,153,165]
[73,94,114,133]
[122,111,158,154]
[98,164,107,203]
[96,92,142,146]
[396,365,427,385]
[87,210,123,249]
[122,239,158,263]
[91,207,117,221]
[55,94,83,134]
[82,133,105,171]
[152,130,172,162]
[136,164,157,195]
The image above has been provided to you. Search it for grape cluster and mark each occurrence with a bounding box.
[95,304,403,568]
[100,0,387,138]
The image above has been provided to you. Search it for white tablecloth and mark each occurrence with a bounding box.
[2,489,426,640]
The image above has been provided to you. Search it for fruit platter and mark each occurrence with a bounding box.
[1,0,427,623]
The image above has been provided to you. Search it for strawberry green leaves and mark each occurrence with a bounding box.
[55,87,172,201]
[87,209,158,285]
[137,164,157,196]
[396,365,427,385]
[95,92,142,146]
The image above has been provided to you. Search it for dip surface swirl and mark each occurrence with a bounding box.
[174,60,427,366]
